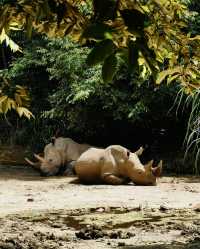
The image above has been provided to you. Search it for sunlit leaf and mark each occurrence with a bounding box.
[156,67,182,84]
[0,95,8,105]
[0,28,21,52]
[16,107,34,119]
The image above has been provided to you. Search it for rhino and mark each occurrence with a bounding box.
[25,137,91,176]
[74,145,162,185]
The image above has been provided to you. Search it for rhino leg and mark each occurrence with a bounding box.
[102,173,126,185]
[56,161,76,176]
[63,161,76,176]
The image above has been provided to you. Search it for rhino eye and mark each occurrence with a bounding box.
[49,159,53,162]
[127,151,130,157]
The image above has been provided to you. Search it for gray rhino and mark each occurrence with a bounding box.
[25,137,91,176]
[74,145,162,185]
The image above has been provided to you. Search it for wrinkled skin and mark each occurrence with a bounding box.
[25,137,91,176]
[74,145,162,185]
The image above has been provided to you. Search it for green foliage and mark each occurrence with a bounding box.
[0,0,198,170]
[178,0,200,172]
[120,9,147,31]
[0,73,33,118]
[86,39,116,66]
[183,90,200,173]
[184,0,200,36]
[82,23,114,40]
[0,0,199,92]
[102,53,118,83]
[0,36,181,147]
[36,38,179,139]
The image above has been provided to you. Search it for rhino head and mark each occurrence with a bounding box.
[125,152,162,185]
[25,139,63,176]
[104,145,162,185]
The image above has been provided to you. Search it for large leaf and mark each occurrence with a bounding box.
[120,9,147,31]
[93,0,118,21]
[138,39,158,76]
[86,39,116,66]
[0,95,8,105]
[0,28,21,52]
[16,107,34,119]
[102,53,118,83]
[82,23,114,40]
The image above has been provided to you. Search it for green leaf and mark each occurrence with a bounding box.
[93,0,118,21]
[86,39,116,66]
[102,53,118,83]
[120,9,147,31]
[82,23,114,40]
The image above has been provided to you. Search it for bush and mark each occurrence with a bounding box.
[0,36,189,165]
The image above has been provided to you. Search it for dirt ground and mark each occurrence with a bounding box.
[0,164,200,249]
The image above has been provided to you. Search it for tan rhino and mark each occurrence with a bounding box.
[74,145,162,185]
[25,137,91,176]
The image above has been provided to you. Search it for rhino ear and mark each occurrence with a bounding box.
[107,146,128,164]
[152,160,162,177]
[51,137,56,145]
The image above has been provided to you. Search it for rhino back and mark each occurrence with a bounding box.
[54,137,84,161]
[75,148,104,183]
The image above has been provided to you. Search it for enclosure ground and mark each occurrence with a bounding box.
[0,165,200,249]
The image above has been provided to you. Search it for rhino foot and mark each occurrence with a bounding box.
[102,173,126,185]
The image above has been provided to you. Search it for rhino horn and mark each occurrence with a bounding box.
[34,153,46,163]
[25,157,41,170]
[134,146,144,156]
[145,160,154,170]
[152,160,163,177]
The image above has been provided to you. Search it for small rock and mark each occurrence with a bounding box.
[159,205,169,212]
[193,204,200,212]
[109,231,119,239]
[27,198,34,202]
[51,223,62,228]
[96,207,105,212]
[180,230,187,235]
[118,242,126,246]
[126,231,135,238]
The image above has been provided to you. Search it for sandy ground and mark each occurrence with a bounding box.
[0,165,200,249]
